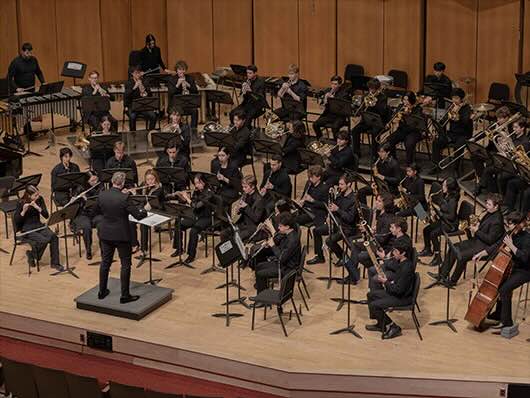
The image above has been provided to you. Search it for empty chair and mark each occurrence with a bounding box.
[488,82,510,104]
[65,372,106,398]
[344,64,365,81]
[110,380,146,398]
[145,389,184,398]
[388,69,408,89]
[1,357,39,398]
[32,365,70,398]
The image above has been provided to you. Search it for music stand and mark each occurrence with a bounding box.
[299,148,325,167]
[81,96,111,115]
[61,61,86,86]
[170,94,201,118]
[162,202,195,269]
[10,174,42,195]
[350,75,371,92]
[151,132,180,152]
[328,98,353,118]
[373,175,390,194]
[203,131,235,149]
[206,90,234,121]
[131,96,158,114]
[38,81,64,96]
[404,114,427,131]
[424,81,450,116]
[88,134,120,170]
[230,64,247,77]
[188,171,220,190]
[212,238,245,326]
[99,168,135,186]
[491,153,518,176]
[281,96,305,120]
[154,167,188,193]
[0,176,15,253]
[515,162,530,184]
[253,139,282,157]
[49,202,82,279]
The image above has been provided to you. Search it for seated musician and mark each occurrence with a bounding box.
[295,165,329,265]
[155,139,189,193]
[210,147,242,208]
[313,75,351,140]
[427,88,472,174]
[51,147,81,206]
[282,120,307,174]
[386,91,425,166]
[82,70,117,131]
[89,116,116,173]
[424,61,452,109]
[351,78,389,158]
[139,34,169,74]
[170,173,216,264]
[430,193,505,287]
[14,185,63,271]
[419,177,459,267]
[325,174,358,263]
[230,64,266,127]
[325,130,357,186]
[342,193,394,284]
[253,212,301,293]
[477,212,530,335]
[365,240,415,339]
[167,60,199,129]
[161,107,191,159]
[105,141,139,186]
[260,155,293,200]
[357,144,402,205]
[395,163,426,218]
[124,65,157,131]
[229,109,252,169]
[274,64,308,122]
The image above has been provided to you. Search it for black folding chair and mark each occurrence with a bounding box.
[32,365,70,398]
[65,372,107,398]
[1,357,39,398]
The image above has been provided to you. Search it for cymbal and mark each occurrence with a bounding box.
[473,103,495,112]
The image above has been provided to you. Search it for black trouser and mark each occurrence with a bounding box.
[431,133,467,165]
[387,128,423,166]
[173,216,212,258]
[351,121,379,158]
[128,110,157,131]
[422,220,443,253]
[23,227,60,265]
[440,238,486,283]
[344,242,372,279]
[71,214,93,254]
[295,213,328,258]
[274,106,304,122]
[491,268,530,327]
[53,191,70,207]
[368,267,396,290]
[313,113,347,139]
[368,288,411,327]
[325,231,353,260]
[99,239,132,297]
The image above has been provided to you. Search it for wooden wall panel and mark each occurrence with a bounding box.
[167,0,213,73]
[426,0,478,100]
[383,0,424,91]
[0,0,19,77]
[56,0,103,85]
[299,0,336,87]
[17,0,59,82]
[101,0,131,81]
[213,0,252,69]
[476,0,520,102]
[253,0,299,77]
[337,0,384,78]
[131,0,167,68]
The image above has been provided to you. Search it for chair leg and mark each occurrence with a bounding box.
[301,276,311,299]
[415,300,421,313]
[264,304,267,320]
[291,298,302,325]
[251,303,256,330]
[277,305,288,337]
[412,311,423,341]
[298,282,310,311]
[9,243,17,265]
[4,214,9,239]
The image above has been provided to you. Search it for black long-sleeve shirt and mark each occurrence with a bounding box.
[448,104,473,138]
[242,76,266,106]
[230,126,252,165]
[260,167,292,198]
[474,210,504,246]
[105,155,139,185]
[271,229,301,272]
[7,55,45,90]
[14,196,48,232]
[236,190,265,229]
[376,211,393,250]
[327,145,357,177]
[167,75,198,98]
[302,180,329,221]
[376,156,402,193]
[51,162,81,192]
[402,175,426,207]
[332,190,358,235]
[382,258,415,298]
[210,158,242,203]
[139,46,166,72]
[511,230,530,271]
[282,135,305,174]
[124,78,151,108]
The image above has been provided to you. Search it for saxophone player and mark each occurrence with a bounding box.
[273,64,308,122]
[229,64,266,127]
[313,75,351,140]
[124,66,157,131]
[395,163,426,218]
[82,70,117,131]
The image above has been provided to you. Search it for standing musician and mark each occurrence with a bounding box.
[167,60,199,129]
[325,174,359,263]
[419,177,460,267]
[253,212,301,293]
[424,62,452,109]
[324,130,357,186]
[274,64,308,122]
[229,110,252,169]
[230,64,266,127]
[92,172,147,303]
[51,148,81,206]
[124,66,157,132]
[313,75,351,140]
[430,193,505,287]
[281,120,307,174]
[210,147,242,208]
[260,155,293,202]
[7,42,46,139]
[395,163,426,218]
[105,141,139,186]
[139,34,169,74]
[351,78,389,158]
[357,144,402,205]
[155,139,190,193]
[82,70,117,131]
[365,240,415,339]
[386,91,425,166]
[90,116,117,173]
[428,88,472,173]
[161,108,192,159]
[14,185,63,271]
[477,212,530,333]
[295,165,330,265]
[502,119,530,211]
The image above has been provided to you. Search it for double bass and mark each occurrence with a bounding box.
[464,223,523,328]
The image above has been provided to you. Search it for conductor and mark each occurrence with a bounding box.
[93,172,147,303]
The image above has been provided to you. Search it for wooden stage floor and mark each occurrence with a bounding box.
[1,122,530,398]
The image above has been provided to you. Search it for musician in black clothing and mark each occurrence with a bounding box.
[92,172,147,303]
[105,141,139,185]
[161,108,192,159]
[325,130,357,186]
[502,119,530,210]
[155,139,189,193]
[254,212,301,293]
[419,178,459,266]
[260,156,293,198]
[211,147,242,208]
[281,120,306,174]
[396,163,426,218]
[365,240,415,339]
[124,66,157,131]
[274,64,308,122]
[424,62,452,109]
[313,75,351,139]
[167,60,199,129]
[81,70,117,131]
[139,34,168,73]
[386,91,426,166]
[14,185,63,271]
[325,174,358,262]
[229,110,252,168]
[295,165,329,265]
[51,148,81,206]
[430,194,505,287]
[351,78,389,158]
[89,116,117,173]
[230,64,266,126]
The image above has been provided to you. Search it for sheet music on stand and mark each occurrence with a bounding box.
[129,211,170,227]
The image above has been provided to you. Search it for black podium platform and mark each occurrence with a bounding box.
[75,278,173,320]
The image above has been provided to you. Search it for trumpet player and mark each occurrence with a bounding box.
[324,130,357,186]
[125,66,157,131]
[105,141,139,186]
[395,163,426,218]
[51,147,81,206]
[229,64,266,127]
[161,108,192,159]
[313,75,351,140]
[273,64,308,122]
[82,70,118,131]
[156,139,190,193]
[429,194,505,288]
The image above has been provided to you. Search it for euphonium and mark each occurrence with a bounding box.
[458,212,483,231]
[74,131,90,151]
[395,176,409,210]
[364,90,379,108]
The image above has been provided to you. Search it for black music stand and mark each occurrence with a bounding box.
[151,132,180,153]
[170,94,201,124]
[99,168,135,186]
[281,96,305,120]
[0,176,15,253]
[61,61,86,86]
[206,90,234,121]
[253,139,283,157]
[328,97,353,118]
[299,148,325,167]
[363,111,384,130]
[81,96,111,120]
[188,171,220,190]
[154,166,188,193]
[10,174,42,196]
[515,162,530,185]
[491,153,517,176]
[131,96,159,132]
[230,64,247,77]
[203,131,235,149]
[49,202,81,279]
[163,202,195,269]
[350,76,371,92]
[404,114,427,131]
[373,175,390,194]
[212,238,245,326]
[424,81,451,117]
[88,134,121,170]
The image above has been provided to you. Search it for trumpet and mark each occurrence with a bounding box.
[240,78,251,97]
[92,83,109,97]
[278,79,294,97]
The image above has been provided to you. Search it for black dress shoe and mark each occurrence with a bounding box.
[120,295,140,304]
[334,259,345,267]
[170,249,183,258]
[382,324,402,339]
[51,264,65,272]
[418,249,433,257]
[442,278,457,289]
[429,254,442,267]
[86,252,92,261]
[98,289,110,299]
[427,271,440,280]
[307,256,325,265]
[136,254,146,267]
[184,255,195,264]
[26,250,36,268]
[365,323,383,332]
